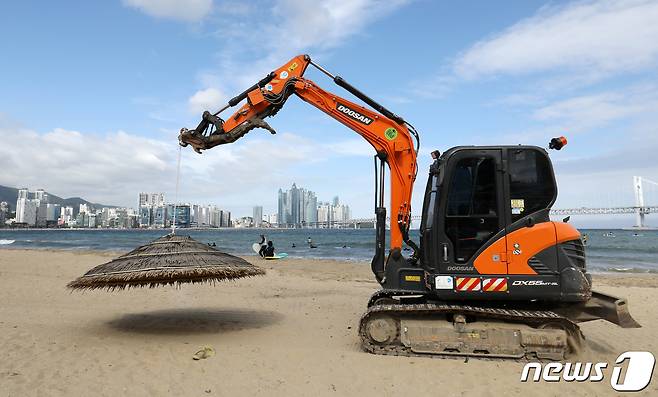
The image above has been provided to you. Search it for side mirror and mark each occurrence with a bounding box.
[563,216,570,223]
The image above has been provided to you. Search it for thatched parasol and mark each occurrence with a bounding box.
[67,234,265,291]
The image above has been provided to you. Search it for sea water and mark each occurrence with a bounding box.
[0,228,656,274]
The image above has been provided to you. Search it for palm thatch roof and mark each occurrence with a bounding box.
[67,234,265,291]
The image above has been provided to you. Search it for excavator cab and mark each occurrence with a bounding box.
[393,145,592,302]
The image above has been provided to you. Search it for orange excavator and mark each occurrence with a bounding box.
[179,55,640,359]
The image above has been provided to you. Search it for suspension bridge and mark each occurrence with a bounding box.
[302,176,658,230]
[550,176,658,229]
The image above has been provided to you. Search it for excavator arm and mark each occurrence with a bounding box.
[179,54,419,279]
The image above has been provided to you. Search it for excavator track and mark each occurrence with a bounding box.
[359,302,584,361]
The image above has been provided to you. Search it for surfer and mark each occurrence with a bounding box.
[307,236,317,249]
[258,235,267,257]
[264,241,275,258]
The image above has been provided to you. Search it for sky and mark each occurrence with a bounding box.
[1,0,658,228]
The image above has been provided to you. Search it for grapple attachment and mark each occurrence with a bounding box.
[179,111,277,153]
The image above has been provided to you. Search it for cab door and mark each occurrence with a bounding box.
[504,148,558,275]
[437,149,507,274]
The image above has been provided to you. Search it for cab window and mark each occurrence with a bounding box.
[445,156,499,263]
[508,149,556,222]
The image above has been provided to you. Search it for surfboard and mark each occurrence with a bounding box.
[252,243,261,254]
[264,253,288,260]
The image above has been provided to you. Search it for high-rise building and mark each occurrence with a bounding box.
[317,202,333,226]
[153,206,167,228]
[16,188,38,226]
[302,190,317,225]
[253,206,263,227]
[152,193,165,207]
[277,188,289,226]
[317,200,351,227]
[263,213,277,225]
[35,201,48,227]
[138,193,149,207]
[60,206,74,226]
[137,193,165,227]
[220,210,231,227]
[138,193,165,207]
[0,202,8,226]
[277,183,318,227]
[138,206,152,227]
[34,189,48,202]
[210,207,221,227]
[334,204,351,223]
[15,188,29,224]
[167,204,191,228]
[46,204,61,222]
[88,213,98,228]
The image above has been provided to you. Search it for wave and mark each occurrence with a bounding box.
[602,267,658,274]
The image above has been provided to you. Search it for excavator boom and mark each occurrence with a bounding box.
[179,54,419,267]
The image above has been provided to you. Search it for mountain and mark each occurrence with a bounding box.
[0,185,118,214]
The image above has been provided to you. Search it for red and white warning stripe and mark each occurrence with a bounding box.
[455,277,481,291]
[482,277,508,292]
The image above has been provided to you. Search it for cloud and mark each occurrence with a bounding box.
[531,83,658,131]
[454,0,658,79]
[123,0,213,22]
[188,87,225,113]
[267,0,410,53]
[194,0,411,99]
[0,123,372,210]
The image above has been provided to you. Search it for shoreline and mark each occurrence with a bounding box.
[2,248,658,285]
[2,247,658,277]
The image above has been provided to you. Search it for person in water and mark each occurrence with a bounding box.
[263,241,275,258]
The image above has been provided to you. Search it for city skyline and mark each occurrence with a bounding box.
[6,183,356,229]
[4,182,658,230]
[2,181,355,225]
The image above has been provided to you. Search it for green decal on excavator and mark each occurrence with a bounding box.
[384,128,398,141]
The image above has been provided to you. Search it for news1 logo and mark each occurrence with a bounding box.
[520,351,655,392]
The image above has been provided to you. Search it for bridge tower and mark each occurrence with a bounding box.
[633,176,645,229]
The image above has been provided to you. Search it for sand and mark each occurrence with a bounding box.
[0,249,656,396]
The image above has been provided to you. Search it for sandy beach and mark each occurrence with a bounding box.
[0,249,656,396]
